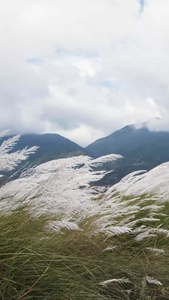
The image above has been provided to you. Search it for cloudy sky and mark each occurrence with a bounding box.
[1,0,169,146]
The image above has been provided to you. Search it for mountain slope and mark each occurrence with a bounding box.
[2,133,86,165]
[86,124,169,158]
[86,124,169,185]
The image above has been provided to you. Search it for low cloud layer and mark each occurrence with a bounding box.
[1,0,169,146]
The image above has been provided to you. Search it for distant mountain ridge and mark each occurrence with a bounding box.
[86,124,169,157]
[86,124,169,185]
[3,123,169,185]
[0,133,85,181]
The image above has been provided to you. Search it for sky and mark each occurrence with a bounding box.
[1,0,169,146]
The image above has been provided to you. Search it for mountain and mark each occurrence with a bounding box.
[3,123,169,186]
[0,133,86,180]
[86,124,169,185]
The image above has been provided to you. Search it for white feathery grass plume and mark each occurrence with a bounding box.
[120,197,141,206]
[0,130,9,139]
[105,161,169,201]
[0,133,39,172]
[0,130,9,174]
[135,226,169,241]
[99,225,132,236]
[1,146,167,238]
[0,146,38,171]
[0,155,122,219]
[48,220,81,232]
[139,196,160,205]
[135,229,156,241]
[126,217,160,228]
[146,247,165,255]
[140,205,163,212]
[118,215,136,226]
[90,154,123,167]
[102,245,117,252]
[137,217,160,222]
[150,212,168,217]
[144,276,163,286]
[100,277,131,286]
[155,228,169,237]
[0,135,20,155]
[93,215,117,227]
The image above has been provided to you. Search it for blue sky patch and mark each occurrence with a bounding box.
[87,80,120,90]
[101,80,119,89]
[55,48,99,59]
[26,58,43,64]
[140,0,145,13]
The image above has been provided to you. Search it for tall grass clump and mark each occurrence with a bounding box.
[0,132,169,299]
[0,207,169,300]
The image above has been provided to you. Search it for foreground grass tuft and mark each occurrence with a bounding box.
[0,207,169,300]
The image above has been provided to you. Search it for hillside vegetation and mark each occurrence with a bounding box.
[0,133,169,299]
[0,194,169,300]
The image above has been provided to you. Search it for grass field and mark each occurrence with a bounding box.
[0,199,169,300]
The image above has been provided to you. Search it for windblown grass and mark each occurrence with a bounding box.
[0,205,169,300]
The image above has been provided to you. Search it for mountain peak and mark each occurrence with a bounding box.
[86,122,169,185]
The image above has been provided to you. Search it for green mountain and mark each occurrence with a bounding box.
[9,133,85,163]
[0,133,86,181]
[3,125,169,186]
[86,124,169,185]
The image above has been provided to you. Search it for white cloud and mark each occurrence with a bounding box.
[1,0,169,145]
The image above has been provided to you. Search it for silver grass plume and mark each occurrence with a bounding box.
[144,276,163,286]
[0,131,38,173]
[100,277,131,286]
[146,247,165,255]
